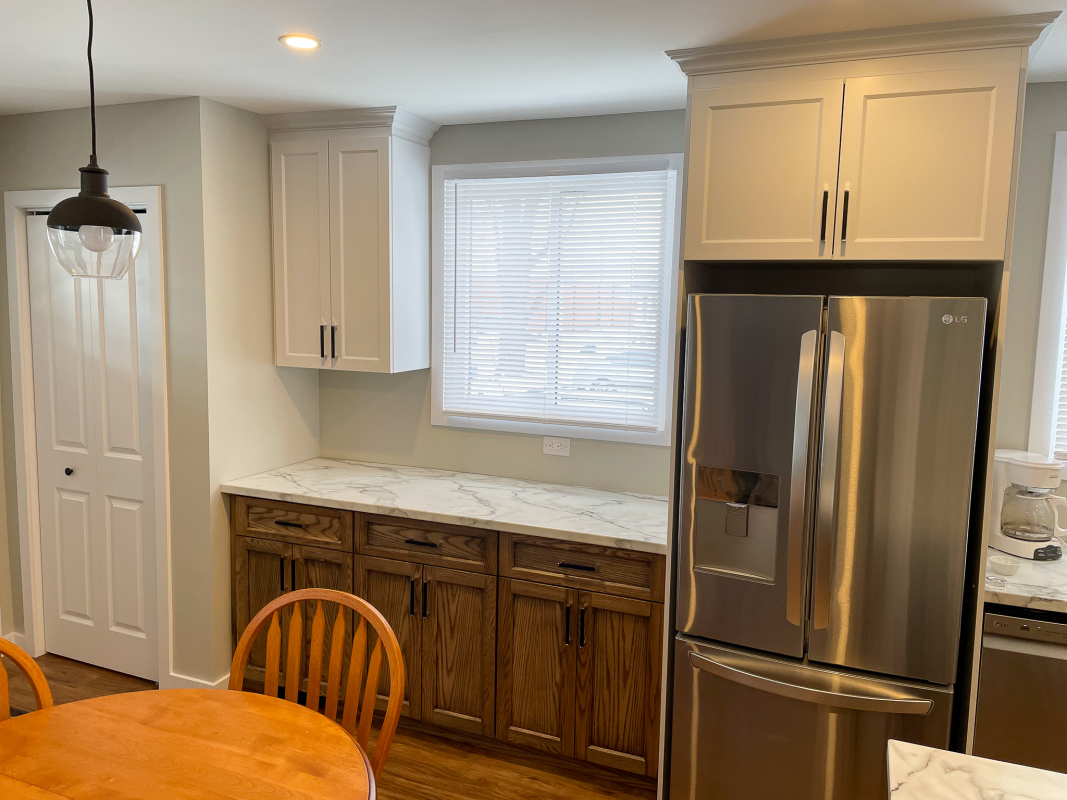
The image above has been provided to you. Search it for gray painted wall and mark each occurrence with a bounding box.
[318,110,686,496]
[998,81,1067,450]
[0,98,320,684]
[0,98,209,639]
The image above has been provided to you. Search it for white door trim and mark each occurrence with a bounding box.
[3,188,170,686]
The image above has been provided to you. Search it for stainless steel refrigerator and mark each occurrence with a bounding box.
[671,295,986,800]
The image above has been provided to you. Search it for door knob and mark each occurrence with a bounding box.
[64,467,73,476]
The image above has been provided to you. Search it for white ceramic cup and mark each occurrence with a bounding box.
[988,555,1021,576]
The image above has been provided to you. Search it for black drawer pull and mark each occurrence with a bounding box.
[275,520,305,529]
[565,603,572,645]
[409,579,416,616]
[558,561,596,572]
[405,538,438,548]
[422,580,429,618]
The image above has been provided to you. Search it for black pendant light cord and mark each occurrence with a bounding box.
[87,0,97,166]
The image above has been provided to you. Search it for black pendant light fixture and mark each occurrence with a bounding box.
[46,0,141,280]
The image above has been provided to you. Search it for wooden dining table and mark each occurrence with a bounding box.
[0,688,374,799]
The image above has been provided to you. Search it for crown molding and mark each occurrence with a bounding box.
[667,12,1061,77]
[262,106,441,144]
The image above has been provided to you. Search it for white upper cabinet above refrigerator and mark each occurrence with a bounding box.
[835,66,1019,261]
[685,80,844,261]
[671,16,1042,263]
[268,108,438,372]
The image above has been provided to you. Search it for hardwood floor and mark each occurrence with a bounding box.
[3,654,656,800]
[4,653,156,714]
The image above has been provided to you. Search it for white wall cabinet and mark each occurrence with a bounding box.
[685,80,844,261]
[268,108,437,372]
[682,64,1020,262]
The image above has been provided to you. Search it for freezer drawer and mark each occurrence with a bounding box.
[670,635,953,800]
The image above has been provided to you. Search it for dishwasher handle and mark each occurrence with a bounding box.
[688,652,933,716]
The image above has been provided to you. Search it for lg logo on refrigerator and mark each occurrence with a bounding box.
[942,314,969,324]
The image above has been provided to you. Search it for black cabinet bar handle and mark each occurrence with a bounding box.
[409,579,416,616]
[422,579,428,618]
[291,560,296,592]
[819,190,829,242]
[840,190,849,242]
[558,561,596,573]
[279,560,285,592]
[276,520,305,529]
[331,325,337,359]
[320,325,326,359]
[405,538,439,549]
[565,603,572,645]
[579,607,586,648]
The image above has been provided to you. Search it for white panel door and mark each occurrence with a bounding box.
[330,135,392,372]
[27,215,158,680]
[685,79,845,261]
[834,66,1020,260]
[271,138,331,368]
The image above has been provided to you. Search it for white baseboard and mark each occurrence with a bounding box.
[2,632,30,652]
[160,671,230,690]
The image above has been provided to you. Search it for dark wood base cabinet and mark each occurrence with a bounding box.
[230,495,663,778]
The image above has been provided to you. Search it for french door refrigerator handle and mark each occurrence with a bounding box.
[787,330,819,626]
[813,330,845,630]
[688,652,933,716]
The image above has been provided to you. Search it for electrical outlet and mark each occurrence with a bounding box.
[543,436,571,457]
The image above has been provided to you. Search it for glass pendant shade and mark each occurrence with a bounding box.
[46,162,141,279]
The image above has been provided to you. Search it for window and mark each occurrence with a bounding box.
[1030,132,1067,457]
[431,156,680,445]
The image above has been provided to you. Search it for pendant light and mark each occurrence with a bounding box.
[46,0,141,280]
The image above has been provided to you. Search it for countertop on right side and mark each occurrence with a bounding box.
[888,740,1067,799]
[984,547,1067,614]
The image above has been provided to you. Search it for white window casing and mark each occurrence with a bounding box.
[431,155,682,446]
[1029,131,1067,458]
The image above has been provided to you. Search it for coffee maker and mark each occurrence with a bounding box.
[990,450,1067,561]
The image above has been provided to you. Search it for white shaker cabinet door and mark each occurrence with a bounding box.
[684,79,844,261]
[329,135,393,372]
[834,66,1020,261]
[271,138,331,368]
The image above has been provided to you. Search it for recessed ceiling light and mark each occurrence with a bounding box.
[280,35,321,50]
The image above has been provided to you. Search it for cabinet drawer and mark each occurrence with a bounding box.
[233,495,353,551]
[360,515,497,573]
[500,532,665,602]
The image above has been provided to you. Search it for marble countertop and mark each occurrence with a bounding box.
[221,458,670,554]
[984,546,1067,614]
[888,740,1067,799]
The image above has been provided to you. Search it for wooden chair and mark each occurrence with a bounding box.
[229,588,404,778]
[0,639,53,720]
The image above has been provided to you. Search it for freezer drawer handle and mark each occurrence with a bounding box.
[688,652,933,716]
[787,330,819,626]
[813,330,845,630]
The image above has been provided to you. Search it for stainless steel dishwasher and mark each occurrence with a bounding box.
[973,608,1067,772]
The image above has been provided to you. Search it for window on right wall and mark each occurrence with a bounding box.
[1029,131,1067,458]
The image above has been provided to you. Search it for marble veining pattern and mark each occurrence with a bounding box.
[984,546,1067,614]
[888,740,1067,799]
[221,458,669,554]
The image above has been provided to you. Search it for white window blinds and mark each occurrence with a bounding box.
[1055,318,1067,459]
[440,168,676,434]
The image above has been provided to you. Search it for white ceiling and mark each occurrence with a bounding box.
[1,0,1066,125]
